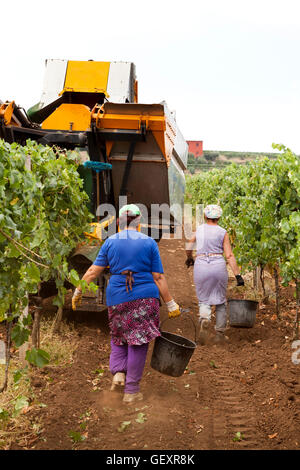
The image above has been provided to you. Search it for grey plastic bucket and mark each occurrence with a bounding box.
[150,316,197,377]
[228,299,258,328]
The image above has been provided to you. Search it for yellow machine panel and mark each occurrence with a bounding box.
[62,61,110,95]
[42,103,91,131]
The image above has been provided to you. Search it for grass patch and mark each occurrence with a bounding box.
[39,319,78,367]
[0,362,37,449]
[0,319,79,449]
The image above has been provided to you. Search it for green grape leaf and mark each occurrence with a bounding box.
[11,324,30,348]
[25,348,50,368]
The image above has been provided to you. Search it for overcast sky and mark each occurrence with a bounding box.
[2,0,300,153]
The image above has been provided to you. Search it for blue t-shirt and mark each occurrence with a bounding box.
[93,230,164,306]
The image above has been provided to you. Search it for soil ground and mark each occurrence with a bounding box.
[8,238,300,450]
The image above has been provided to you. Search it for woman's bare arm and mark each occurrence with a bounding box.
[223,233,240,276]
[152,272,173,303]
[186,233,196,258]
[78,265,106,291]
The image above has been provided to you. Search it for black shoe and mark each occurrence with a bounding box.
[214,332,228,344]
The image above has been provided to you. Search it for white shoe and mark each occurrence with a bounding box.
[123,392,143,404]
[110,372,125,391]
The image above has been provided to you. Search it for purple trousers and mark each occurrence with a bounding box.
[109,339,149,394]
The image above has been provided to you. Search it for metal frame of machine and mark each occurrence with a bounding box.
[1,60,188,310]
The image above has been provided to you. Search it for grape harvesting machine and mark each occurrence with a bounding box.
[0,60,188,312]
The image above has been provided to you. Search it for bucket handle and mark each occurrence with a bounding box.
[160,312,198,343]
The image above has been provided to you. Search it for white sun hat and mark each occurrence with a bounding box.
[204,204,223,219]
[119,204,141,217]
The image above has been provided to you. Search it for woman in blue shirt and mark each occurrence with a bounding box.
[72,204,180,404]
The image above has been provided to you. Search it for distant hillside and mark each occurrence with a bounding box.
[187,150,282,174]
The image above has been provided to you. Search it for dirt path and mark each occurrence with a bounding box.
[22,238,300,450]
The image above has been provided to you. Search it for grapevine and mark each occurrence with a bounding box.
[185,145,300,335]
[0,139,96,384]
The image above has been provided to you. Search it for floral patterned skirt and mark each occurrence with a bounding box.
[108,297,161,346]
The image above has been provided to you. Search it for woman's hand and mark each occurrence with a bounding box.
[185,257,194,268]
[72,288,82,310]
[166,299,181,319]
[72,265,106,310]
[235,274,245,286]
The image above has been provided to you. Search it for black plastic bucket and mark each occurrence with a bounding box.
[150,317,197,377]
[228,299,258,328]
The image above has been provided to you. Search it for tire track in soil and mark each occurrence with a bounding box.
[174,240,263,449]
[211,367,260,449]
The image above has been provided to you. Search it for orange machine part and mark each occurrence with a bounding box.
[42,103,91,131]
[0,101,16,126]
